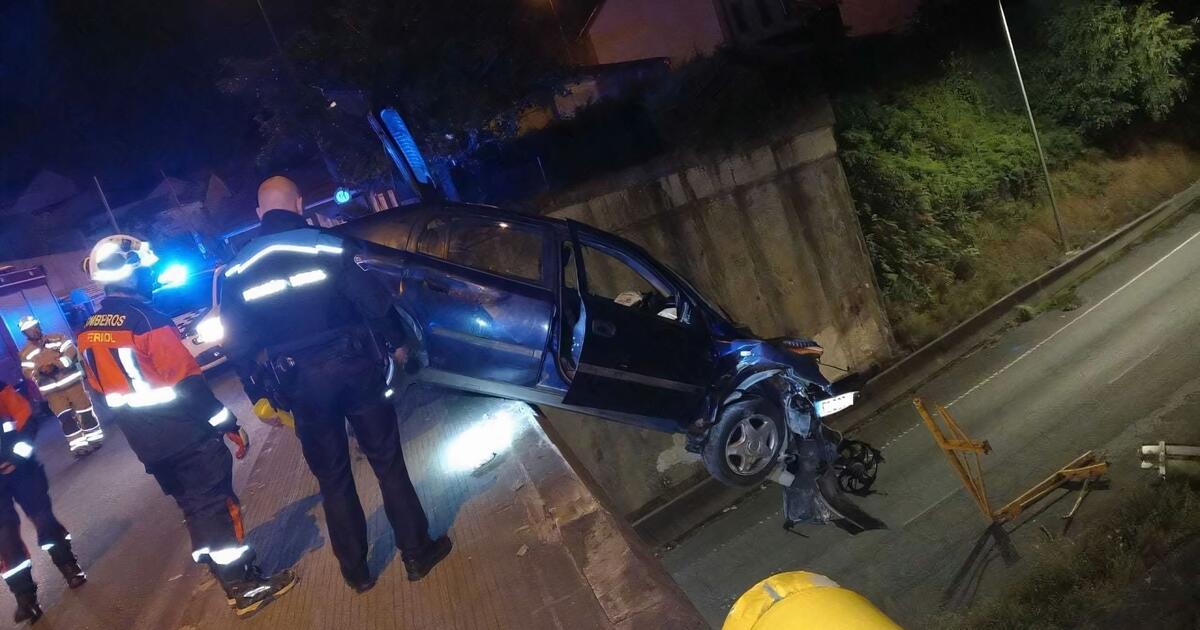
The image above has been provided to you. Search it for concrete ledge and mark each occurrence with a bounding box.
[633,178,1200,547]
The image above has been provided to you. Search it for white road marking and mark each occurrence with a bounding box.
[946,226,1200,409]
[879,224,1200,452]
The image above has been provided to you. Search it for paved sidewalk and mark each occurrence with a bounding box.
[175,388,705,629]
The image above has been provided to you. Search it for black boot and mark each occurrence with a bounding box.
[6,565,41,625]
[13,590,42,625]
[47,538,86,589]
[220,564,298,619]
[403,536,452,581]
[56,561,86,589]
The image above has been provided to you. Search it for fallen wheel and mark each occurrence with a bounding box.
[835,440,881,495]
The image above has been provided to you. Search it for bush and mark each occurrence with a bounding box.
[836,58,1079,307]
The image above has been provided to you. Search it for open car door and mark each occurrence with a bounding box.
[560,222,713,424]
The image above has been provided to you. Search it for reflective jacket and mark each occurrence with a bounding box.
[77,296,237,466]
[220,210,404,402]
[20,333,84,395]
[0,382,35,468]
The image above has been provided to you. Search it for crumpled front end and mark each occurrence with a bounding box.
[716,338,884,533]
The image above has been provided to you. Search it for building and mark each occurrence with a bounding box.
[575,0,921,66]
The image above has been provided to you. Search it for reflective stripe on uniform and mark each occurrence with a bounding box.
[1,560,32,580]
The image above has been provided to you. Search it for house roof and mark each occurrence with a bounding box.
[6,170,79,215]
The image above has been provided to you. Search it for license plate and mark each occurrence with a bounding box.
[814,392,857,418]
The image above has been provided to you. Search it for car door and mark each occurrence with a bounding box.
[399,212,555,387]
[560,222,713,422]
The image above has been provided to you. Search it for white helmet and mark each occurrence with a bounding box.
[17,315,39,331]
[84,235,160,284]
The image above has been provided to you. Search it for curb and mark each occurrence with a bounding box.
[635,178,1200,547]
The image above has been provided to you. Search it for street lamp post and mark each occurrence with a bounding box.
[999,0,1068,250]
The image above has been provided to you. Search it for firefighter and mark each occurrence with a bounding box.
[217,176,448,593]
[0,380,86,625]
[76,235,296,618]
[18,316,104,457]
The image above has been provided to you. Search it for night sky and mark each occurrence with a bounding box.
[0,1,323,203]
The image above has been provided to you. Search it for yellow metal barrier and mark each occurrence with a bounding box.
[912,398,1107,524]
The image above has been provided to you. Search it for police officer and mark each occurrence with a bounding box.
[18,316,104,456]
[0,380,86,625]
[77,235,296,618]
[219,176,449,592]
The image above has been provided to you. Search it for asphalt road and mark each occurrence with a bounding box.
[665,208,1200,627]
[0,371,272,629]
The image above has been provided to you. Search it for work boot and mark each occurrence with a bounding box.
[13,590,42,625]
[404,536,452,581]
[57,561,86,589]
[223,566,298,618]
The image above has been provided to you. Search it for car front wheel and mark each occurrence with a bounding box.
[702,397,785,487]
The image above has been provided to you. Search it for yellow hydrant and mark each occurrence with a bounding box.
[723,571,902,630]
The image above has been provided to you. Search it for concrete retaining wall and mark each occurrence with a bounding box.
[536,99,896,516]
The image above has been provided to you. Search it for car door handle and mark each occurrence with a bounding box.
[592,320,616,338]
[424,279,451,293]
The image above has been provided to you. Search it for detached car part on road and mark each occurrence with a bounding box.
[334,203,882,530]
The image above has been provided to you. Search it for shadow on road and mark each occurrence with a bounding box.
[245,493,324,574]
[942,523,1019,609]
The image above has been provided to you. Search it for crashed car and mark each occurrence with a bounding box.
[337,202,880,528]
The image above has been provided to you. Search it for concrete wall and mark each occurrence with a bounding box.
[587,0,726,65]
[537,98,895,516]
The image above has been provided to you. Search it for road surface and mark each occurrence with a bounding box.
[665,207,1200,627]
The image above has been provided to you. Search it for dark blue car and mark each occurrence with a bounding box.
[337,203,878,525]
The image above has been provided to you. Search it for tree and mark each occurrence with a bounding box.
[1031,0,1197,133]
[220,0,570,184]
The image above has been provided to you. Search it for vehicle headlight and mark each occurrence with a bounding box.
[195,317,225,344]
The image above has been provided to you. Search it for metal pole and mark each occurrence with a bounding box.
[255,0,286,59]
[999,0,1067,249]
[92,176,119,233]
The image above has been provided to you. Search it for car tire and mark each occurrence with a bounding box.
[702,397,786,487]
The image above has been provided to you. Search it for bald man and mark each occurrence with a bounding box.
[219,177,449,593]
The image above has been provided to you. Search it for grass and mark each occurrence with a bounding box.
[933,479,1200,630]
[891,141,1200,348]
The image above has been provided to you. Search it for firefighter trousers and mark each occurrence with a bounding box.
[45,382,101,451]
[280,348,430,583]
[149,437,252,585]
[0,461,74,594]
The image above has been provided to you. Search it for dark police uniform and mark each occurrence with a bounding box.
[76,297,253,586]
[220,209,432,586]
[0,381,83,614]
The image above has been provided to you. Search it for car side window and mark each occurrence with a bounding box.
[446,218,543,283]
[416,218,448,258]
[577,244,682,322]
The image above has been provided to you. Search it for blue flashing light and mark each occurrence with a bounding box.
[157,263,190,288]
[334,188,353,204]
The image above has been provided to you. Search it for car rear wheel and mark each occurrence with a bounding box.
[702,397,785,487]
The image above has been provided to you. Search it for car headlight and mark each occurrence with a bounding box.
[195,317,225,344]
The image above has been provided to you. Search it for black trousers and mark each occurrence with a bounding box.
[150,437,250,585]
[281,348,430,582]
[0,461,73,594]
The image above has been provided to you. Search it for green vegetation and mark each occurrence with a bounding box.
[835,0,1198,348]
[935,479,1200,630]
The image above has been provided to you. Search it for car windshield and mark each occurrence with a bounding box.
[152,268,217,318]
